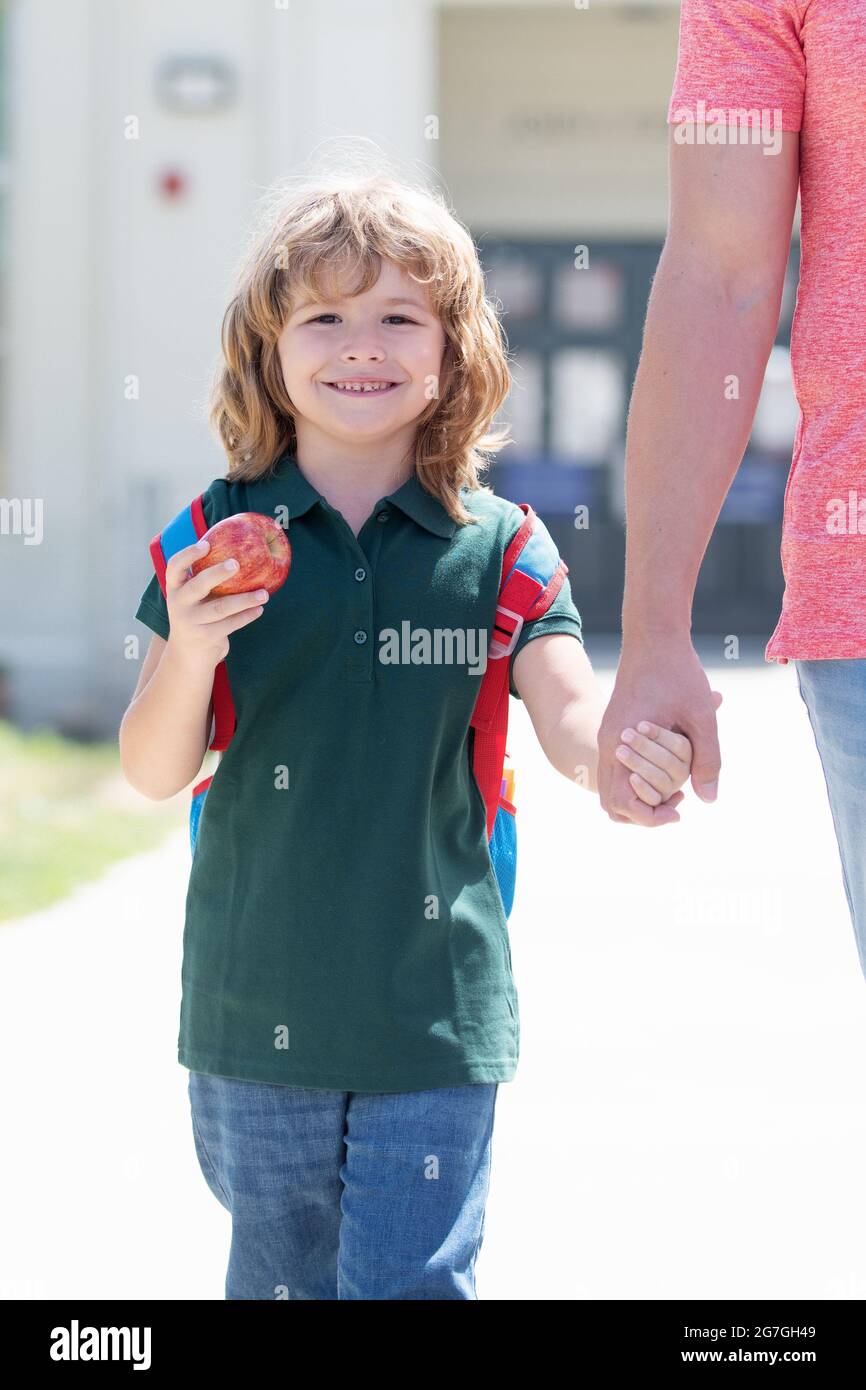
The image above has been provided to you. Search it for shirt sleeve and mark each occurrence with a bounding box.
[135,570,170,640]
[509,569,584,701]
[133,477,230,642]
[667,0,806,134]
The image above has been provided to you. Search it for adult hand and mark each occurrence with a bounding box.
[597,635,723,826]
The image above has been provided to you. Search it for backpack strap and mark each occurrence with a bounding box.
[470,505,568,838]
[148,495,237,753]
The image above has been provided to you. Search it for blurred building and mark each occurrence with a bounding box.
[0,0,799,736]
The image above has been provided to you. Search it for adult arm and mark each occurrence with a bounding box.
[598,129,800,823]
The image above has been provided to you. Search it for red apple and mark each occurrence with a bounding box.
[189,512,292,597]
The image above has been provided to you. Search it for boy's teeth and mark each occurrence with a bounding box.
[333,381,392,391]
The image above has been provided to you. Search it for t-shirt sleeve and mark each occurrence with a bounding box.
[509,569,584,701]
[135,570,171,640]
[133,478,229,642]
[667,0,806,134]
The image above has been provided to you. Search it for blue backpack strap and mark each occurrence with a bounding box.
[148,499,204,589]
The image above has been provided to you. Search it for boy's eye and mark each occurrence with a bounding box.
[305,313,417,326]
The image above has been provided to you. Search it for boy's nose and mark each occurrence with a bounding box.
[342,346,386,360]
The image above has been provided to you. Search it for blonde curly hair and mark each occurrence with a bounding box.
[207,148,512,525]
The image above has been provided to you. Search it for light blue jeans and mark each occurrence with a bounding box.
[796,659,866,981]
[187,1070,498,1300]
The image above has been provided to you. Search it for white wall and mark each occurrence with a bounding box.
[1,0,438,733]
[1,0,96,729]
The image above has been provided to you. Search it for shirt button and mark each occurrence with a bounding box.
[354,567,367,582]
[376,510,389,523]
[353,630,367,645]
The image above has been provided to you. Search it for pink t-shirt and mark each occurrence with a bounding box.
[667,0,866,663]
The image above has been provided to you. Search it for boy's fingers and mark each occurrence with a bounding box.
[605,764,681,827]
[625,787,681,824]
[618,794,655,824]
[185,563,266,610]
[628,770,662,806]
[606,798,680,826]
[165,540,211,590]
[609,787,680,826]
[617,730,682,784]
[631,720,692,763]
[197,589,269,623]
[182,558,246,603]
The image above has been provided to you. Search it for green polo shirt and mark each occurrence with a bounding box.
[134,451,583,1092]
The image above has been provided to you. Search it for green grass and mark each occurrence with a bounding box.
[0,721,189,922]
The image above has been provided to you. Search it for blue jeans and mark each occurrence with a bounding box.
[187,1070,499,1300]
[796,659,866,981]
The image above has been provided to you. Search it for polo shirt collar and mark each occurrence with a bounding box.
[257,452,322,522]
[386,469,458,538]
[262,452,457,538]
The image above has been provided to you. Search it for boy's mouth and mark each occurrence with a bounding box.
[322,379,403,395]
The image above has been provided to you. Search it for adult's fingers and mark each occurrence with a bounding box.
[688,705,722,802]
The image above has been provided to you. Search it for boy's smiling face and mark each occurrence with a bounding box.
[278,258,447,454]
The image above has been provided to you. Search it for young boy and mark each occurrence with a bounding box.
[120,170,691,1299]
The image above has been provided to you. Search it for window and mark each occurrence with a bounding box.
[552,259,625,331]
[550,348,625,462]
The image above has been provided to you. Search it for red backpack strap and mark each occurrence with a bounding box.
[148,494,236,753]
[470,505,568,838]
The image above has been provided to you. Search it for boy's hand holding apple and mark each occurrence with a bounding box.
[164,512,291,669]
